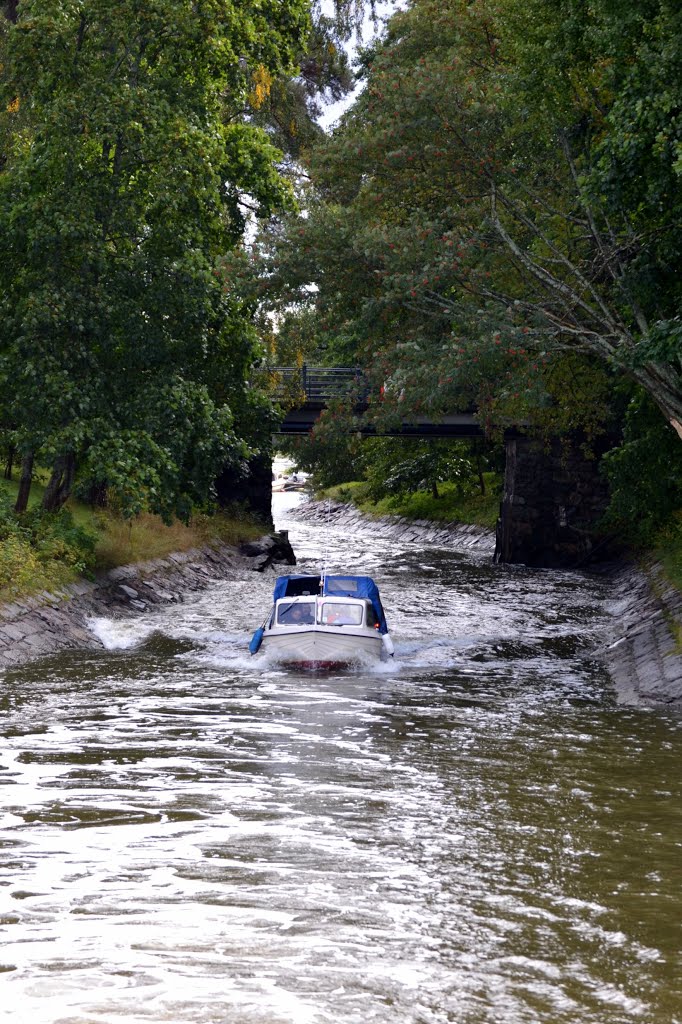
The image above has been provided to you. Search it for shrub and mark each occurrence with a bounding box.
[0,494,98,597]
[602,392,682,547]
[22,507,98,576]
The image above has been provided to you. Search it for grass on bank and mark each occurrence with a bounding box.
[317,473,502,530]
[93,509,263,571]
[0,477,264,603]
[653,512,682,594]
[645,512,682,652]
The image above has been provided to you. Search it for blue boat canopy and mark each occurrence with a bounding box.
[271,574,388,634]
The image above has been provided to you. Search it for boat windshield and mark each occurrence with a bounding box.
[277,601,315,625]
[320,602,363,626]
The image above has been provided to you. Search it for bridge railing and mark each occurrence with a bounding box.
[269,365,367,404]
[267,364,487,436]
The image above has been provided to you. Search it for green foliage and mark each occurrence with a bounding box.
[655,513,682,598]
[0,490,97,596]
[23,505,98,574]
[248,11,354,160]
[363,438,478,501]
[0,492,29,544]
[634,317,682,367]
[318,473,503,529]
[78,381,243,521]
[602,391,682,546]
[0,536,46,596]
[0,0,309,514]
[316,480,371,504]
[284,421,501,527]
[259,0,682,440]
[278,407,367,488]
[360,480,502,530]
[0,474,264,597]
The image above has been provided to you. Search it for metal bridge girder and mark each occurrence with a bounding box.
[269,365,484,438]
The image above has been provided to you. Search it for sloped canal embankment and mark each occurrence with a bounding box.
[0,533,293,671]
[294,498,682,705]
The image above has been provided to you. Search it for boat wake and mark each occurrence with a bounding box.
[185,643,401,676]
[88,615,159,651]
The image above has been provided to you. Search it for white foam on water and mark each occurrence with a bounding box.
[87,615,158,650]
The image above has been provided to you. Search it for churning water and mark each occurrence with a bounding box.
[1,493,681,1024]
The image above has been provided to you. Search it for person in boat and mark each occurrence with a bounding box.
[325,604,359,625]
[282,603,314,625]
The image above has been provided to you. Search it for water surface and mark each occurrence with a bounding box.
[1,493,681,1023]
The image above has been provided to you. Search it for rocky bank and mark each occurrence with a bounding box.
[293,497,495,554]
[600,561,682,705]
[0,532,295,671]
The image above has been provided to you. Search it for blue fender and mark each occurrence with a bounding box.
[249,627,264,655]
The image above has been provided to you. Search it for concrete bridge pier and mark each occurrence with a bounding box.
[494,437,612,568]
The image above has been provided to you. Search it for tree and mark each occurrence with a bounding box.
[279,401,367,489]
[247,6,354,163]
[601,389,682,546]
[494,0,682,434]
[259,0,682,441]
[364,438,479,501]
[0,0,309,515]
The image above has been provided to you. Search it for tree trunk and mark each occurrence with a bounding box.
[42,453,76,511]
[636,362,682,435]
[84,480,108,507]
[431,480,439,500]
[4,444,15,480]
[627,364,682,439]
[14,451,34,513]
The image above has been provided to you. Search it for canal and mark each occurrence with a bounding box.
[1,492,681,1023]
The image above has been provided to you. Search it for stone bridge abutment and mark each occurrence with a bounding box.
[494,437,613,568]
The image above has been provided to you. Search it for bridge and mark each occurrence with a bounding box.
[218,364,614,569]
[270,365,485,438]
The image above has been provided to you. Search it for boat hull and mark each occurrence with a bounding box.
[261,627,384,668]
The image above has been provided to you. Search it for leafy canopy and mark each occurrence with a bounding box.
[259,0,682,441]
[0,0,309,516]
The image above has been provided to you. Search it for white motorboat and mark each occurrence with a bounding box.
[249,573,395,669]
[272,471,308,492]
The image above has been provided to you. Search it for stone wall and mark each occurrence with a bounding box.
[0,535,293,672]
[294,499,495,554]
[600,562,682,704]
[495,437,615,568]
